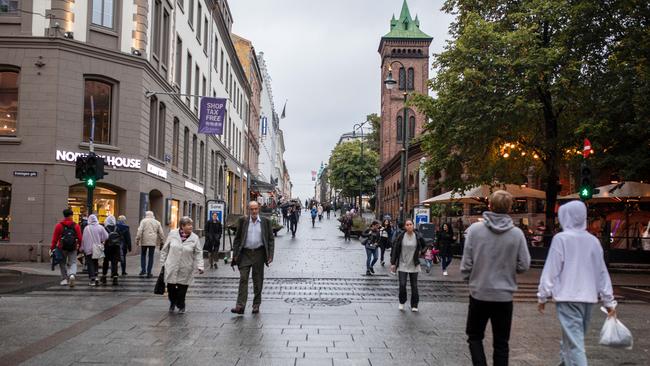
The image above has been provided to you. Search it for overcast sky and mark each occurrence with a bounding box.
[229,0,454,201]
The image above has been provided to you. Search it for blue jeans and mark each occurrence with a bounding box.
[140,246,155,275]
[441,255,453,271]
[556,302,594,366]
[365,246,378,270]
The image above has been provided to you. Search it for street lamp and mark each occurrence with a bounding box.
[384,61,409,225]
[353,121,369,213]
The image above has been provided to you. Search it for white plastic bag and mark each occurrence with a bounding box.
[599,307,633,349]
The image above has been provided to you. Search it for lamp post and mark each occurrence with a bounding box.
[353,121,368,213]
[384,61,409,225]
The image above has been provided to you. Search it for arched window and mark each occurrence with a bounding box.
[409,116,416,140]
[148,96,158,156]
[0,69,19,136]
[172,118,180,168]
[396,116,403,142]
[157,102,166,160]
[398,67,406,90]
[183,127,189,174]
[407,68,414,90]
[84,78,114,145]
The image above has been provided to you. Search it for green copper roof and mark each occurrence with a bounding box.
[383,0,431,39]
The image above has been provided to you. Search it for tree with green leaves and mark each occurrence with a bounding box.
[365,113,381,154]
[410,0,650,230]
[328,140,380,206]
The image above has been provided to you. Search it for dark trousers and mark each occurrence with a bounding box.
[167,283,189,309]
[398,271,419,308]
[85,254,97,280]
[466,296,513,366]
[237,248,266,307]
[290,221,297,236]
[441,255,453,270]
[102,255,118,278]
[140,246,155,274]
[365,247,378,270]
[311,216,316,227]
[344,228,351,241]
[120,246,128,274]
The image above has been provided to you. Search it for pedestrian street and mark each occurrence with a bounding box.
[1,210,648,366]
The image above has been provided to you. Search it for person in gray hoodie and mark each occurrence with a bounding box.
[537,200,616,366]
[460,190,531,366]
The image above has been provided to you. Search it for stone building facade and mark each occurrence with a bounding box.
[377,1,432,222]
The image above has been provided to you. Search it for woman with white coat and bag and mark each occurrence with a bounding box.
[160,216,204,313]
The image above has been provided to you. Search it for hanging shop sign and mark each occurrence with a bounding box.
[199,97,227,135]
[56,150,141,170]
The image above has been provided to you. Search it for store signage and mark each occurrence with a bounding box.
[146,163,167,179]
[414,206,430,226]
[207,200,225,223]
[184,180,204,194]
[199,97,226,135]
[13,171,37,177]
[56,150,141,170]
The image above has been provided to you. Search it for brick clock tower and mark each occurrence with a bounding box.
[378,0,432,221]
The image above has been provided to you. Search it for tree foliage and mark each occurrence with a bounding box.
[365,113,381,154]
[328,140,380,199]
[410,0,650,229]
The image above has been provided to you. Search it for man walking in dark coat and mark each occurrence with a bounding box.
[231,201,275,314]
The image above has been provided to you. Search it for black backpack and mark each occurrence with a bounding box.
[106,227,122,248]
[60,224,77,251]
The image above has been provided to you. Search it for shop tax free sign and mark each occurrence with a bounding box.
[55,150,142,170]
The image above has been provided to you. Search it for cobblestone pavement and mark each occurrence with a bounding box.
[1,210,649,365]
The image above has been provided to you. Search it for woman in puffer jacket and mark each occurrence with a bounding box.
[80,214,108,286]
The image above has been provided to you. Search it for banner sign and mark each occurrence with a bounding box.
[414,206,430,226]
[199,97,226,135]
[207,200,226,223]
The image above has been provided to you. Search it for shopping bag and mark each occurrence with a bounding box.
[599,307,633,349]
[92,243,105,259]
[153,267,166,295]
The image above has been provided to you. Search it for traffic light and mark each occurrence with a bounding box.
[75,156,87,180]
[578,161,599,201]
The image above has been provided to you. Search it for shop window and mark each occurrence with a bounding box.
[0,181,10,241]
[68,184,118,223]
[91,0,115,29]
[83,78,114,145]
[166,198,179,229]
[0,69,18,136]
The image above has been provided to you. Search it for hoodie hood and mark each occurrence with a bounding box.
[88,214,99,225]
[104,215,116,227]
[482,211,515,234]
[145,211,154,219]
[558,200,587,232]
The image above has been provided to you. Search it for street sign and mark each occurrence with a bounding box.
[199,97,227,135]
[207,200,226,224]
[414,206,430,227]
[13,171,37,177]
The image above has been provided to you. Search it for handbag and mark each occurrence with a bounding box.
[154,266,166,295]
[92,243,105,259]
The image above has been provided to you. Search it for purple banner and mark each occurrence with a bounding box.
[199,97,226,135]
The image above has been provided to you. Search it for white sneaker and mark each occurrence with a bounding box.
[68,275,75,287]
[411,307,419,312]
[60,279,68,286]
[443,271,448,276]
[398,303,405,311]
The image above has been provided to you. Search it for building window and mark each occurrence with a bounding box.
[148,96,158,156]
[202,75,206,99]
[83,79,113,145]
[175,36,182,85]
[409,116,415,139]
[91,0,114,28]
[407,68,414,90]
[185,52,192,104]
[396,116,403,142]
[210,150,215,187]
[0,181,10,241]
[177,0,184,11]
[194,64,200,112]
[197,3,202,40]
[172,118,179,168]
[0,70,19,136]
[213,36,219,71]
[0,0,19,16]
[192,134,197,179]
[398,67,406,90]
[152,0,161,57]
[187,0,194,27]
[199,140,205,183]
[161,9,170,67]
[183,127,189,174]
[203,17,208,54]
[157,102,166,160]
[220,50,224,81]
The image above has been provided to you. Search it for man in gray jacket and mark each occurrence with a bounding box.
[460,190,531,366]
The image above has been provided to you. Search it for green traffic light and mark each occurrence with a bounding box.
[86,178,95,187]
[579,187,591,199]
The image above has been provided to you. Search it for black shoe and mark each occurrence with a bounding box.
[146,273,153,278]
[169,303,175,313]
[369,267,375,274]
[139,272,146,276]
[121,272,128,276]
[112,277,118,286]
[177,307,186,314]
[366,270,372,276]
[381,261,385,266]
[100,276,107,285]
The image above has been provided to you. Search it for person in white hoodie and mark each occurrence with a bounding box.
[537,200,617,366]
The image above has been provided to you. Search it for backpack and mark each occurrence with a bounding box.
[106,227,122,248]
[60,224,77,251]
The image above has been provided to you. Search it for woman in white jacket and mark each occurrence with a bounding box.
[160,216,204,313]
[537,200,617,366]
